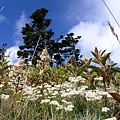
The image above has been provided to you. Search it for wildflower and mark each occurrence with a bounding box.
[56,105,63,110]
[102,107,110,112]
[9,71,14,78]
[54,84,61,89]
[81,77,86,83]
[62,82,73,88]
[1,94,9,100]
[49,100,59,106]
[0,84,4,88]
[105,117,117,120]
[80,85,88,90]
[98,76,103,80]
[23,85,34,95]
[94,77,103,81]
[69,76,82,83]
[37,48,51,71]
[30,95,40,101]
[64,104,74,112]
[52,91,58,96]
[44,83,51,88]
[62,100,72,104]
[40,99,50,104]
[85,90,102,101]
[61,92,69,97]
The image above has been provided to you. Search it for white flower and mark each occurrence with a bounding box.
[80,85,88,90]
[49,100,59,106]
[61,92,69,97]
[9,71,14,78]
[98,77,103,80]
[94,77,103,81]
[40,99,50,104]
[69,76,83,83]
[62,100,72,104]
[85,90,103,101]
[52,91,58,96]
[23,85,34,95]
[100,91,110,97]
[44,83,51,88]
[64,104,74,112]
[56,105,63,110]
[0,84,4,88]
[102,107,110,112]
[62,82,73,88]
[105,117,117,120]
[1,94,9,100]
[54,84,61,89]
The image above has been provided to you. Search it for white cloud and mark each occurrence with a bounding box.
[5,46,19,65]
[6,12,29,65]
[66,0,108,23]
[13,11,29,45]
[67,0,120,66]
[0,14,7,23]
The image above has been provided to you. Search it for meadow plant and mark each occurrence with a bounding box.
[36,47,51,97]
[0,57,11,84]
[0,47,120,120]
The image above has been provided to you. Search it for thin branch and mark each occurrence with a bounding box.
[31,35,41,63]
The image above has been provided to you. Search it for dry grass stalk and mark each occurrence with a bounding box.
[107,21,120,44]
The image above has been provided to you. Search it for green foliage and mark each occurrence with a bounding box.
[43,66,70,84]
[1,47,120,120]
[17,8,82,66]
[26,66,41,85]
[0,57,11,84]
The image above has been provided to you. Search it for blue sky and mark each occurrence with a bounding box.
[0,0,74,46]
[0,0,120,65]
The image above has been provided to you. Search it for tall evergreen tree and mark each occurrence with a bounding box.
[17,8,54,65]
[52,33,82,66]
[17,8,82,66]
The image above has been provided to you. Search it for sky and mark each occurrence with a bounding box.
[0,0,120,66]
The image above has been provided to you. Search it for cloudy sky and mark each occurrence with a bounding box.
[0,0,120,66]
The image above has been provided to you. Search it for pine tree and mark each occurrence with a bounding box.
[17,8,82,66]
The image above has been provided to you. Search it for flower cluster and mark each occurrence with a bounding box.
[102,107,110,112]
[36,48,51,74]
[37,76,112,113]
[69,76,85,83]
[22,85,42,101]
[94,76,103,81]
[1,94,9,100]
[0,84,4,88]
[8,60,27,93]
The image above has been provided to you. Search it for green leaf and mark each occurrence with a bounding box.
[86,58,92,65]
[70,56,77,68]
[88,65,99,72]
[95,47,99,55]
[101,49,106,57]
[77,58,92,76]
[91,51,99,60]
[111,67,120,72]
[77,65,87,76]
[101,53,111,65]
[92,59,99,64]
